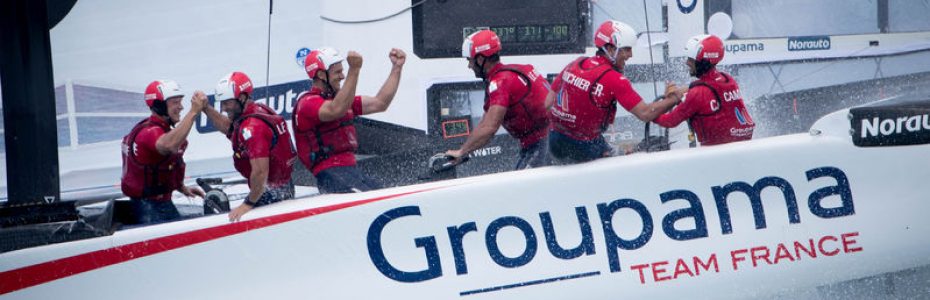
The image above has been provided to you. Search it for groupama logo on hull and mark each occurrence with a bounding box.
[367,166,853,283]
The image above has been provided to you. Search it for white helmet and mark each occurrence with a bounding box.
[304,47,345,79]
[594,20,638,49]
[214,71,254,102]
[684,34,725,65]
[144,80,184,108]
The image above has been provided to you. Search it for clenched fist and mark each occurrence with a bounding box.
[191,91,207,112]
[346,51,363,69]
[389,48,406,68]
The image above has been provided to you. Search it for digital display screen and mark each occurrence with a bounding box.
[463,24,571,44]
[441,119,470,138]
[412,0,588,58]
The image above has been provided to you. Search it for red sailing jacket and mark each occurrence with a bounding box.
[549,55,643,141]
[121,116,187,200]
[292,87,362,175]
[229,103,295,187]
[484,63,550,148]
[654,69,755,146]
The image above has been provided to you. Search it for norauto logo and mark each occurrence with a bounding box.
[861,114,930,138]
[850,101,930,147]
[367,166,855,283]
[788,36,831,51]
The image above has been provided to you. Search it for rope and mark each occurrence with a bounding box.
[320,0,428,24]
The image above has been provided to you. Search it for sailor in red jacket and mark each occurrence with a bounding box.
[202,72,297,221]
[292,47,405,193]
[445,29,552,169]
[121,80,206,225]
[546,20,683,164]
[653,34,755,146]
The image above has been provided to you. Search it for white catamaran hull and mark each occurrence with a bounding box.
[1,107,929,299]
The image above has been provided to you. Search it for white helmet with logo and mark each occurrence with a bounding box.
[684,34,725,65]
[215,71,254,102]
[304,47,345,79]
[594,20,638,49]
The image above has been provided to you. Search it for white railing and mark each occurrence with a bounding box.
[54,80,148,150]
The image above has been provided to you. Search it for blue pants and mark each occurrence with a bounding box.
[515,138,552,170]
[316,166,382,194]
[130,197,181,225]
[548,130,611,165]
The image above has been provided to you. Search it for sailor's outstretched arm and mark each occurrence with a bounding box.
[319,51,362,122]
[361,48,405,114]
[446,105,506,162]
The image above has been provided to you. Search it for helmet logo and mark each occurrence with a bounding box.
[238,81,251,91]
[596,32,610,43]
[476,44,491,52]
[704,52,720,59]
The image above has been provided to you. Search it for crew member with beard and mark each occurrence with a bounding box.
[292,47,405,194]
[445,29,552,169]
[121,80,206,224]
[202,71,297,221]
[547,20,683,164]
[652,34,755,146]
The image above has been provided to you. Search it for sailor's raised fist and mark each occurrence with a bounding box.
[389,48,406,67]
[346,51,363,69]
[191,91,207,112]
